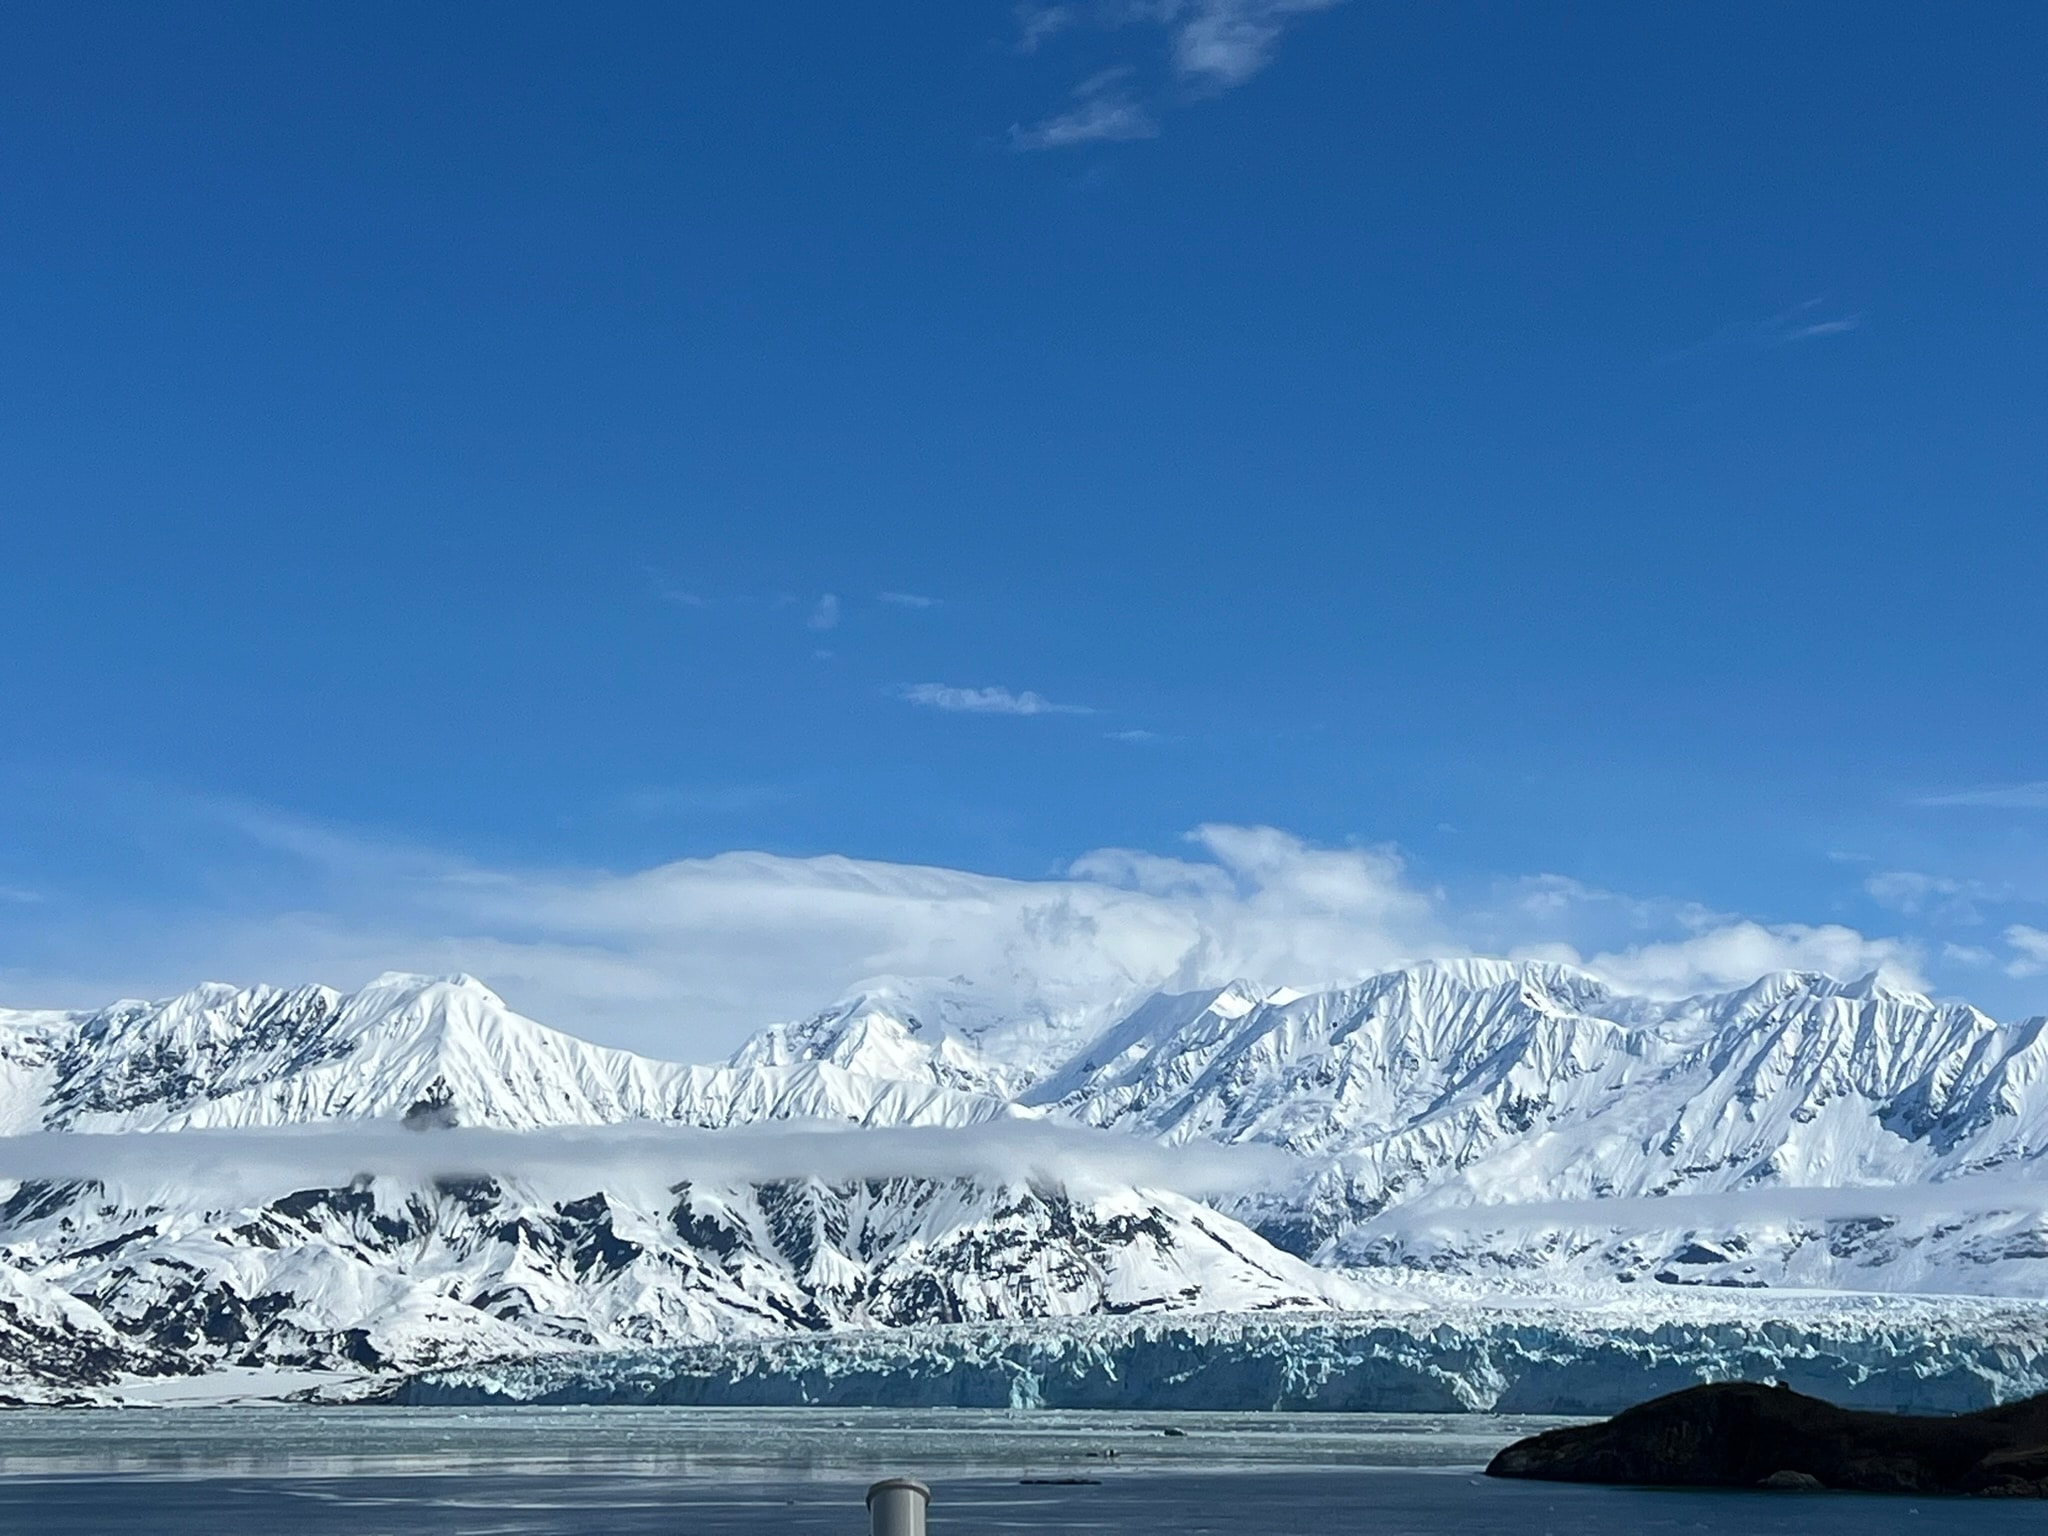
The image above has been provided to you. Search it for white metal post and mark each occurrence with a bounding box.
[866,1477,931,1536]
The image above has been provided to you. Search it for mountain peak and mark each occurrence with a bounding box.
[353,970,508,1008]
[730,991,1014,1095]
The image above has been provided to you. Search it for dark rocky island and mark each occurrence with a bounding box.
[1486,1381,2048,1496]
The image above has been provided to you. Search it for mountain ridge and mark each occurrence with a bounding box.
[2,959,2046,1399]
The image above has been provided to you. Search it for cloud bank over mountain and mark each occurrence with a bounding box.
[0,797,1944,1057]
[0,1119,1291,1202]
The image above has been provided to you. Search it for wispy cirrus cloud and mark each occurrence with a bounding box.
[1009,0,1341,151]
[1013,2,1078,53]
[1863,869,1986,923]
[1918,781,2048,810]
[1674,298,1864,359]
[643,565,706,608]
[1011,68,1159,150]
[1172,0,1342,89]
[878,591,941,610]
[643,570,854,638]
[898,683,1094,716]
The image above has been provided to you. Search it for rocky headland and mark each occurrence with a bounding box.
[1487,1380,2048,1496]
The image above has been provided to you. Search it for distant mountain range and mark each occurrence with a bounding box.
[1,960,2044,1400]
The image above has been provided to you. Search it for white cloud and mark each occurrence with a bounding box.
[806,594,841,631]
[1105,728,1161,743]
[1368,1168,2048,1237]
[1,799,1953,1062]
[0,1120,1290,1203]
[898,683,1092,716]
[1865,869,1959,911]
[1480,874,1930,998]
[1070,827,1444,988]
[1780,315,1862,342]
[1676,299,1864,359]
[1577,920,1925,998]
[643,566,705,607]
[1864,869,1980,921]
[1920,781,2048,810]
[877,591,940,609]
[1011,86,1159,151]
[1479,874,1718,950]
[2006,925,2048,979]
[1014,3,1077,53]
[1011,0,1340,148]
[1172,0,1342,89]
[0,816,1447,1056]
[1506,874,1619,921]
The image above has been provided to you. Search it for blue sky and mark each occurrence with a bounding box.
[2,2,2045,1049]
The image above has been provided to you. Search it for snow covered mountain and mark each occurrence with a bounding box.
[1062,962,2048,1291]
[752,959,2048,1293]
[20,974,1017,1134]
[2,958,2046,1400]
[0,973,1345,1397]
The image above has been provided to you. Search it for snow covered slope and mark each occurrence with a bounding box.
[1019,961,2048,1291]
[0,1259,170,1402]
[0,1168,1348,1380]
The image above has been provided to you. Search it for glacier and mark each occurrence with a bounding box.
[393,1292,2048,1416]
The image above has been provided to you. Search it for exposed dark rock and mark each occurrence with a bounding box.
[402,1078,460,1130]
[1486,1380,2048,1496]
[555,1194,643,1276]
[337,1328,387,1369]
[1757,1469,1825,1490]
[2,1179,92,1227]
[669,1187,747,1258]
[432,1175,505,1214]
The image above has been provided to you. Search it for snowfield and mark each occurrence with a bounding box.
[0,961,2045,1405]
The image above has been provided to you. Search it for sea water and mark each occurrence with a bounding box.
[0,1407,2024,1533]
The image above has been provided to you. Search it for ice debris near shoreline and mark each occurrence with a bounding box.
[396,1292,2048,1417]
